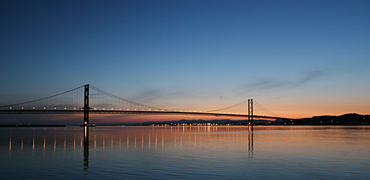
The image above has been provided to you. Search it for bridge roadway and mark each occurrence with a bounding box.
[0,109,288,120]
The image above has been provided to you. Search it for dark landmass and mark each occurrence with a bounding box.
[287,113,370,125]
[0,124,65,127]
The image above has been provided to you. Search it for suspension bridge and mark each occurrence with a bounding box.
[0,84,289,125]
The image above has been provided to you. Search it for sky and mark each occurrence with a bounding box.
[1,0,370,125]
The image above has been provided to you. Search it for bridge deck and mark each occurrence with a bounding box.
[0,110,287,119]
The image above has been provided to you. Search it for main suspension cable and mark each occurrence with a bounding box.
[0,85,84,108]
[254,101,279,116]
[90,85,168,111]
[205,100,248,113]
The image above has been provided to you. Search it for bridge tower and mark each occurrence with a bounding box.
[248,99,253,125]
[84,84,89,126]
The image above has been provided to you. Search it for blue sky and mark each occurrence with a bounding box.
[1,0,370,124]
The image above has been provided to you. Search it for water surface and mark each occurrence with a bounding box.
[1,126,369,179]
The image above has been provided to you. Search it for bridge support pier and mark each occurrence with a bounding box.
[84,84,89,126]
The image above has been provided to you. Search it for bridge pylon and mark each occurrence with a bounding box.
[248,99,253,125]
[84,84,89,126]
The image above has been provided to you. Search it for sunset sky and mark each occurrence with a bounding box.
[1,0,369,125]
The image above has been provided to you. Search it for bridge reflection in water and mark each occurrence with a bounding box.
[84,127,89,170]
[5,126,255,170]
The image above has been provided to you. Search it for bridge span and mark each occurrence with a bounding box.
[0,84,291,125]
[0,109,286,119]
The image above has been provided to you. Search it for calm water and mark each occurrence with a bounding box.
[1,126,370,179]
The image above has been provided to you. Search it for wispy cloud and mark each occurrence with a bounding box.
[240,70,327,94]
[132,89,163,102]
[294,70,326,87]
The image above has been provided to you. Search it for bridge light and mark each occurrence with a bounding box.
[33,107,35,109]
[111,108,113,110]
[54,107,56,109]
[74,107,76,110]
[64,107,66,109]
[10,107,12,109]
[119,108,121,110]
[44,107,46,109]
[22,107,24,109]
[103,108,105,110]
